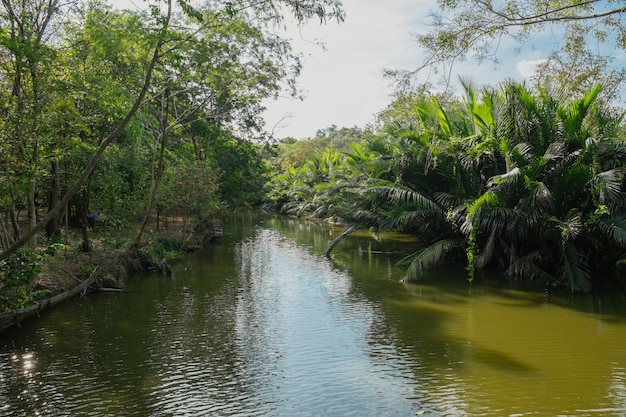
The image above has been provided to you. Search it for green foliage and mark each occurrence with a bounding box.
[44,242,70,257]
[78,262,95,279]
[139,236,186,268]
[0,0,346,266]
[409,0,626,93]
[268,80,626,292]
[0,248,48,312]
[156,157,222,221]
[400,238,465,281]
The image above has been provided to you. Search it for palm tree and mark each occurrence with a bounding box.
[466,82,626,290]
[266,81,626,291]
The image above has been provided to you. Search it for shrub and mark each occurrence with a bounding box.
[0,248,49,312]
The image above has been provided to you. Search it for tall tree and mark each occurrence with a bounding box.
[0,0,61,246]
[0,0,345,262]
[410,0,626,88]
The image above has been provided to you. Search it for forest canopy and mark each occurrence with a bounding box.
[0,0,345,260]
[2,0,626,314]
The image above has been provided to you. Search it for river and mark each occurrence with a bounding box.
[2,213,626,416]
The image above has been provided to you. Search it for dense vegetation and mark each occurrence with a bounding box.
[0,0,344,311]
[2,0,626,313]
[266,80,626,292]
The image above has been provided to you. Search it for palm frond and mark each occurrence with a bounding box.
[475,229,497,268]
[559,242,592,292]
[488,167,521,187]
[434,192,468,211]
[524,180,554,224]
[546,210,583,241]
[399,238,465,281]
[504,249,544,278]
[475,206,514,234]
[559,84,602,147]
[511,142,532,165]
[594,168,624,206]
[543,141,566,161]
[434,98,453,137]
[374,185,444,217]
[462,191,500,235]
[594,215,626,246]
[551,163,592,206]
[379,209,434,231]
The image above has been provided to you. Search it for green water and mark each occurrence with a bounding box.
[2,213,626,416]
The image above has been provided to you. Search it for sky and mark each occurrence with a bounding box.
[261,0,553,139]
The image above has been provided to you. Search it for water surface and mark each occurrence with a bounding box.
[2,214,626,416]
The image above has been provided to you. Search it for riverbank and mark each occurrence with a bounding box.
[0,218,221,333]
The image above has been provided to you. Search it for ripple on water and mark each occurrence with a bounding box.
[0,225,428,417]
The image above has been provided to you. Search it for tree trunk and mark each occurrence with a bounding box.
[46,158,61,239]
[8,197,19,242]
[27,144,38,248]
[0,213,13,251]
[81,226,91,252]
[133,85,170,247]
[0,4,170,263]
[0,251,133,332]
[134,133,167,247]
[64,202,69,244]
[325,225,356,257]
[74,189,91,252]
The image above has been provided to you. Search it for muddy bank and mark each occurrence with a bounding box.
[0,250,138,332]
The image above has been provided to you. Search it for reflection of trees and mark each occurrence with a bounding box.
[5,216,626,415]
[312,220,626,415]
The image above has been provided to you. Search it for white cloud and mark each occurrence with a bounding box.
[263,0,426,139]
[516,59,547,79]
[262,0,556,139]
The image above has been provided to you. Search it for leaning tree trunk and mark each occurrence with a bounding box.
[133,132,168,247]
[325,225,356,257]
[0,251,133,332]
[0,8,169,263]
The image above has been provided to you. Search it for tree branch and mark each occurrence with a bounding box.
[0,0,171,262]
[476,0,626,26]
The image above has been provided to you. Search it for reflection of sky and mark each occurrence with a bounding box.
[0,351,45,415]
[234,228,424,416]
[6,217,626,415]
[606,365,626,415]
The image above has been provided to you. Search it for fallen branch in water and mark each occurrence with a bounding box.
[325,225,356,257]
[95,288,127,293]
[0,251,131,332]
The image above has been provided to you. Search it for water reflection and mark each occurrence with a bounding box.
[3,214,626,416]
[232,227,423,416]
[383,277,626,416]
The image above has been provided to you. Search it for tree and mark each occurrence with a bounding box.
[411,0,626,85]
[0,0,61,247]
[0,0,167,261]
[531,32,626,106]
[0,0,345,262]
[270,79,626,291]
